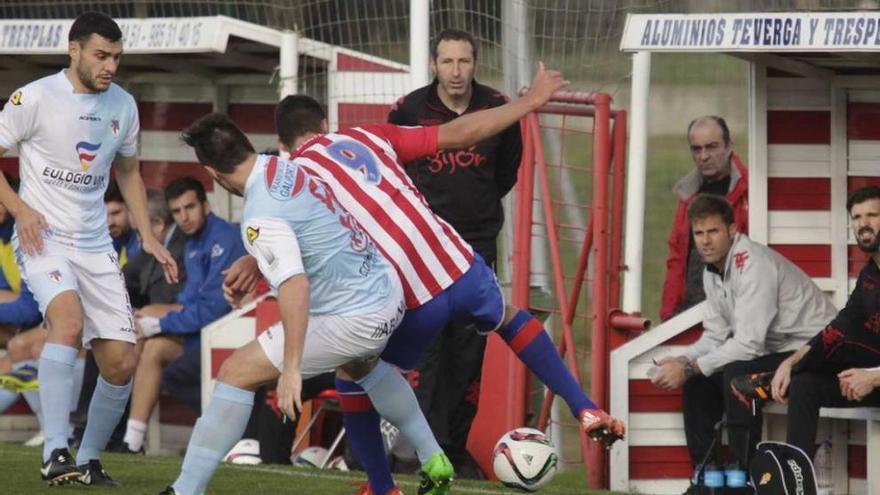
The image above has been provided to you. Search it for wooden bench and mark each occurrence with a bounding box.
[763,402,880,495]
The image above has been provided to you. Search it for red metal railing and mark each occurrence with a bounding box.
[514,92,629,489]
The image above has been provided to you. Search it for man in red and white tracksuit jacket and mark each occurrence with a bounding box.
[661,116,749,321]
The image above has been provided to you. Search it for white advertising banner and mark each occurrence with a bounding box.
[0,17,222,54]
[621,12,880,52]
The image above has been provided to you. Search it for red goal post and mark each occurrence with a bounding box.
[469,91,637,489]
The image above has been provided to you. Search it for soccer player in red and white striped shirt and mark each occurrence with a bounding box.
[290,123,472,309]
[263,64,625,495]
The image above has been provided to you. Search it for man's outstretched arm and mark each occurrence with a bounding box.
[437,62,568,150]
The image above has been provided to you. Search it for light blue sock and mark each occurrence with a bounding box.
[357,360,441,465]
[39,343,77,461]
[0,388,18,413]
[173,382,254,495]
[75,376,132,465]
[70,357,85,412]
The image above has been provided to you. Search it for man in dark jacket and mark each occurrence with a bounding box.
[386,28,522,477]
[119,177,244,453]
[124,190,186,308]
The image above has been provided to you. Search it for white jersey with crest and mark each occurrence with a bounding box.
[242,154,397,316]
[291,124,474,309]
[0,70,139,251]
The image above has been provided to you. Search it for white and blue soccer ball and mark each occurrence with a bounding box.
[223,438,262,465]
[492,427,558,492]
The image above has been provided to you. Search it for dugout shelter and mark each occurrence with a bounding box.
[612,11,880,495]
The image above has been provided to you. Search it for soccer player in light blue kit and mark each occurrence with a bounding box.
[158,115,420,495]
[0,12,176,486]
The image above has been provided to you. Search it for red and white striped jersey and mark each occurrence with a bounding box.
[290,123,474,308]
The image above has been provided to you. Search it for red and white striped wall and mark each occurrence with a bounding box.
[133,81,279,220]
[763,76,879,304]
[199,293,275,409]
[610,69,878,494]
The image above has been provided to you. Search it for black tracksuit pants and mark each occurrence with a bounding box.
[682,352,791,468]
[786,371,880,458]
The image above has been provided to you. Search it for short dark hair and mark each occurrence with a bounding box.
[275,95,326,148]
[430,28,478,61]
[165,177,207,204]
[687,115,731,145]
[69,12,122,44]
[847,185,880,213]
[104,180,124,204]
[687,194,735,226]
[181,113,255,174]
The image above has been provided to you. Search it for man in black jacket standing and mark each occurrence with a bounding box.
[387,28,522,478]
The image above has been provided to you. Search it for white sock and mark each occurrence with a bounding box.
[123,419,147,452]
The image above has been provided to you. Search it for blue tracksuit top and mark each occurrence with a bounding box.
[159,213,245,350]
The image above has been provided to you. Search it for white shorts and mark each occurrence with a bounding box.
[15,238,136,348]
[258,279,405,378]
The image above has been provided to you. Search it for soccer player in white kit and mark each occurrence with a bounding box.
[0,12,176,486]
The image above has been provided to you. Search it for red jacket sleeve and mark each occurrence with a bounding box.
[361,123,439,164]
[661,201,688,321]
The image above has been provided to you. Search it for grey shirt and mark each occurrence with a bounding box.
[685,233,837,376]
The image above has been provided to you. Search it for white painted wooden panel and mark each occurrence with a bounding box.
[629,412,686,447]
[768,211,831,244]
[767,77,831,109]
[847,90,880,103]
[208,317,255,348]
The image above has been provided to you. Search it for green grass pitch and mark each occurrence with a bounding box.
[1,443,640,494]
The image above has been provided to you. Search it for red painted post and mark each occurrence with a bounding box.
[589,92,612,489]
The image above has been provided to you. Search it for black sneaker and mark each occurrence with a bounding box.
[77,459,120,487]
[40,448,80,485]
[158,486,180,495]
[730,371,774,407]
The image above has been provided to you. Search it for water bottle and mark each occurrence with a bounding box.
[725,461,748,489]
[703,462,725,494]
[814,440,833,495]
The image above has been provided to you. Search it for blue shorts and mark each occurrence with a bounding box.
[380,253,505,371]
